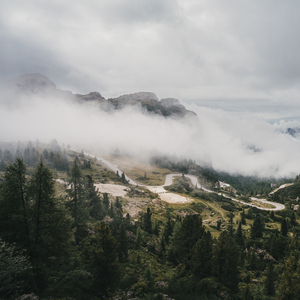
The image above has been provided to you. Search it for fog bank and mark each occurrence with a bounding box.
[0,92,299,179]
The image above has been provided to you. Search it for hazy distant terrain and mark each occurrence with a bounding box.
[1,73,300,179]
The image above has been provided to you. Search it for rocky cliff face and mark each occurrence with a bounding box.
[107,93,197,118]
[5,74,197,119]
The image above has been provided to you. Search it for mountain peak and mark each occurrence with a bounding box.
[7,73,57,94]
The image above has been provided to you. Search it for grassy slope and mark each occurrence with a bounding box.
[100,154,172,186]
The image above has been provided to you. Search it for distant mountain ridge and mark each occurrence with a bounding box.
[287,127,300,138]
[5,73,196,119]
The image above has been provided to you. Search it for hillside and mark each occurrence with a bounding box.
[1,142,300,299]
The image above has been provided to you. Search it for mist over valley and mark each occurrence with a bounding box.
[1,73,299,179]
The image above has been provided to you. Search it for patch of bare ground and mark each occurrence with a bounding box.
[122,197,152,219]
[94,183,129,197]
[160,192,193,204]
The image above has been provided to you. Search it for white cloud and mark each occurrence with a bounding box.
[0,89,299,178]
[1,0,300,105]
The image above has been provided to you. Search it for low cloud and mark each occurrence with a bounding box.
[0,90,299,179]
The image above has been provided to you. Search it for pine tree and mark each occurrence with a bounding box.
[213,231,239,292]
[281,218,288,236]
[143,207,152,234]
[264,262,275,296]
[153,220,159,236]
[0,158,30,248]
[29,160,73,288]
[145,268,154,290]
[159,236,166,258]
[117,223,128,262]
[135,227,143,249]
[29,160,55,245]
[270,234,279,261]
[172,215,204,263]
[228,212,234,236]
[251,213,264,239]
[164,214,173,244]
[89,223,119,297]
[241,209,246,225]
[235,221,245,249]
[192,231,213,279]
[103,192,109,209]
[121,172,126,184]
[86,175,103,220]
[67,157,88,244]
[290,211,297,227]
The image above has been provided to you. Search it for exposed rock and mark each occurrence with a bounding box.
[76,91,105,102]
[287,127,300,138]
[157,281,169,288]
[5,74,198,119]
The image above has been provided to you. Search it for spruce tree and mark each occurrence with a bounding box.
[264,262,275,296]
[103,193,109,210]
[235,221,245,249]
[0,158,30,248]
[67,157,88,244]
[213,230,239,292]
[135,227,143,249]
[117,223,128,262]
[192,231,213,279]
[144,207,152,234]
[89,223,119,297]
[173,214,204,263]
[290,211,297,227]
[164,214,173,244]
[251,213,264,239]
[241,209,246,225]
[29,160,56,245]
[281,218,288,236]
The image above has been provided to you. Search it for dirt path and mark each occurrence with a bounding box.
[77,150,285,211]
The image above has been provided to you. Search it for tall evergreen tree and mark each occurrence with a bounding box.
[163,214,173,244]
[213,231,239,293]
[143,207,152,234]
[241,209,246,225]
[117,223,128,262]
[290,211,297,227]
[172,214,204,263]
[67,157,88,244]
[235,222,245,249]
[228,212,234,236]
[89,223,119,297]
[192,231,213,279]
[0,158,30,248]
[29,160,56,245]
[264,262,275,296]
[281,218,288,237]
[251,213,264,239]
[29,160,73,289]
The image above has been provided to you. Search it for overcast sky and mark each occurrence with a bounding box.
[1,0,300,179]
[1,0,300,121]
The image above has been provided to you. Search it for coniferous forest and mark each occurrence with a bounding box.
[1,142,300,300]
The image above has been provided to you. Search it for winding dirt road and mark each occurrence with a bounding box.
[81,150,285,211]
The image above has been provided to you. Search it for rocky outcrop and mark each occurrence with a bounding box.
[287,127,300,138]
[15,294,39,300]
[5,74,197,119]
[107,93,197,118]
[75,91,105,102]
